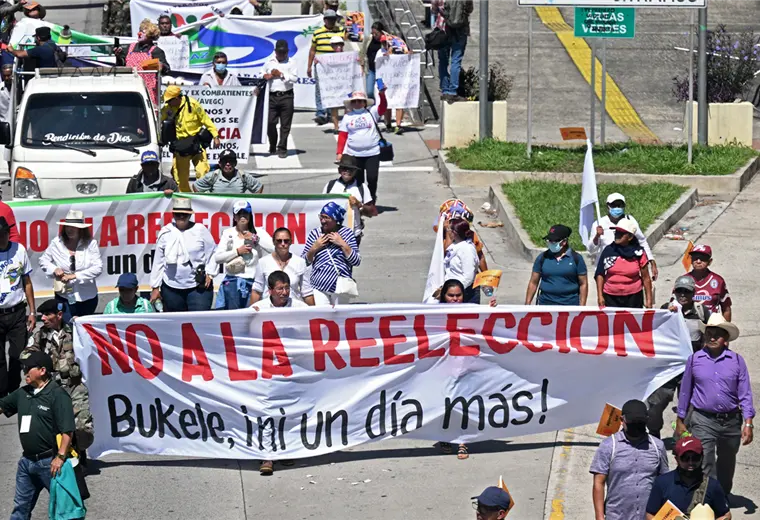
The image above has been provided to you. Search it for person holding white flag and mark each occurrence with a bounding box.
[578,139,601,252]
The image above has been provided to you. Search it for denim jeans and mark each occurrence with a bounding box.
[160,283,214,312]
[55,295,99,324]
[11,456,52,520]
[314,67,326,119]
[218,276,254,310]
[438,32,468,96]
[366,69,376,100]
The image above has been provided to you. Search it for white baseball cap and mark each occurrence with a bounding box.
[606,193,626,204]
[329,35,344,45]
[610,218,637,235]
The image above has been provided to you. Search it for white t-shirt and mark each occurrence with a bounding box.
[444,240,479,289]
[253,254,313,301]
[323,178,372,237]
[213,227,274,279]
[254,297,308,309]
[0,242,32,308]
[339,106,381,157]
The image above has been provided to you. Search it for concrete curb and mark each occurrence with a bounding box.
[438,151,760,197]
[487,183,699,262]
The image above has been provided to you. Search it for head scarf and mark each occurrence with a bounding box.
[321,202,346,225]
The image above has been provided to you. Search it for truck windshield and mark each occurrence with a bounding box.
[20,92,151,148]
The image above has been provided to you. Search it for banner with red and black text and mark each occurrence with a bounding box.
[73,306,692,460]
[9,193,349,297]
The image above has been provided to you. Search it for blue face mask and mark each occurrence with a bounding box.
[609,207,625,218]
[214,63,227,74]
[548,241,562,253]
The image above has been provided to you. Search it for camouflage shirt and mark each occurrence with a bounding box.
[102,0,132,36]
[24,324,80,387]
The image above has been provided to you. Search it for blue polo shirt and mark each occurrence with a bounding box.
[533,249,587,305]
[27,41,58,68]
[646,470,729,517]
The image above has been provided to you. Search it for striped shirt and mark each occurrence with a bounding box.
[312,25,346,54]
[302,226,361,293]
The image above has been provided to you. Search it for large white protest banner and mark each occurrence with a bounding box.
[129,0,253,36]
[172,15,322,109]
[158,35,191,71]
[9,193,348,298]
[159,85,264,163]
[375,53,421,109]
[315,52,364,109]
[73,305,692,460]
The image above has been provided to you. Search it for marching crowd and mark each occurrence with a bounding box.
[0,3,755,520]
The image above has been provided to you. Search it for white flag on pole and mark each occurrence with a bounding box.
[579,139,600,249]
[423,216,446,302]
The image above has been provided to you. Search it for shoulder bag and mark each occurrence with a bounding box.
[368,109,394,162]
[326,243,358,298]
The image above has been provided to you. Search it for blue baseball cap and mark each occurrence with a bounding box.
[141,150,159,164]
[472,487,511,509]
[116,273,139,289]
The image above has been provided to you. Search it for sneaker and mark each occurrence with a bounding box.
[268,148,276,155]
[277,150,288,159]
[394,126,403,135]
[259,460,274,475]
[314,116,328,125]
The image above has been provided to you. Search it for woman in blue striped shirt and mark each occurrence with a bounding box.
[303,202,361,305]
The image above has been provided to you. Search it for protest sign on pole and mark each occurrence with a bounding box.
[314,51,364,109]
[73,305,692,460]
[129,0,253,36]
[173,15,323,109]
[374,53,421,109]
[9,193,348,298]
[158,35,190,71]
[422,216,445,302]
[159,85,265,163]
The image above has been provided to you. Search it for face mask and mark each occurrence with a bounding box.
[625,422,647,438]
[214,63,227,74]
[609,207,624,218]
[548,241,562,253]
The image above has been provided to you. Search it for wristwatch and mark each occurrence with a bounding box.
[56,453,66,461]
[744,423,754,429]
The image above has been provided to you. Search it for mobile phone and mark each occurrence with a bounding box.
[376,78,385,91]
[244,238,253,247]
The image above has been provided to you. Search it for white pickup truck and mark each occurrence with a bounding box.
[0,67,161,200]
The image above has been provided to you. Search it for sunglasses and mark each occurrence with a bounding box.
[275,239,291,244]
[680,453,702,463]
[690,254,710,263]
[614,230,630,238]
[69,254,76,272]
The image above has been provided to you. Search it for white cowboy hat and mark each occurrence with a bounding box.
[699,313,740,342]
[56,210,92,229]
[171,198,194,214]
[343,91,374,108]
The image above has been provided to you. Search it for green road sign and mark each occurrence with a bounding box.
[574,7,635,39]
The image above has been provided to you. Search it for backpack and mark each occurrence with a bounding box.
[326,179,365,201]
[44,40,67,67]
[443,0,469,30]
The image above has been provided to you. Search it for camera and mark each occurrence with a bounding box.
[194,264,207,286]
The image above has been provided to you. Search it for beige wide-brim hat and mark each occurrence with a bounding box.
[57,210,91,229]
[690,504,716,520]
[171,198,194,214]
[699,313,740,342]
[344,91,374,108]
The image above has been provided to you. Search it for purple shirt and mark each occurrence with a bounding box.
[589,431,669,520]
[677,348,755,420]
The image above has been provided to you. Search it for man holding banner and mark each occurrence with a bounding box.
[308,9,345,125]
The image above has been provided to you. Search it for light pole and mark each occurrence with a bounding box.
[697,6,707,145]
[479,0,490,139]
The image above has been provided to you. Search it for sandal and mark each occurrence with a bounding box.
[457,444,469,460]
[439,442,452,454]
[259,460,274,475]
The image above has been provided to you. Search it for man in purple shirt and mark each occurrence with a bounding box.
[675,314,754,496]
[590,400,669,520]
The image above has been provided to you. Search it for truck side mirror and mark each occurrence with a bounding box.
[0,122,11,145]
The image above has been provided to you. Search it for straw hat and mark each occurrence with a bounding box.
[171,198,194,214]
[699,313,740,342]
[343,91,374,108]
[57,210,91,229]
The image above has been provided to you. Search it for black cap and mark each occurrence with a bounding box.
[471,487,511,509]
[621,399,648,423]
[35,26,51,39]
[543,224,571,242]
[37,299,64,315]
[218,150,237,165]
[275,39,288,53]
[22,350,54,373]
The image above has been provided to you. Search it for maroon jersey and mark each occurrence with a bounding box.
[686,270,731,313]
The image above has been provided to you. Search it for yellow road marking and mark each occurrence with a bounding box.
[546,428,575,520]
[535,7,659,143]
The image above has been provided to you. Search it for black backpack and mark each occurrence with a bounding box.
[443,0,470,30]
